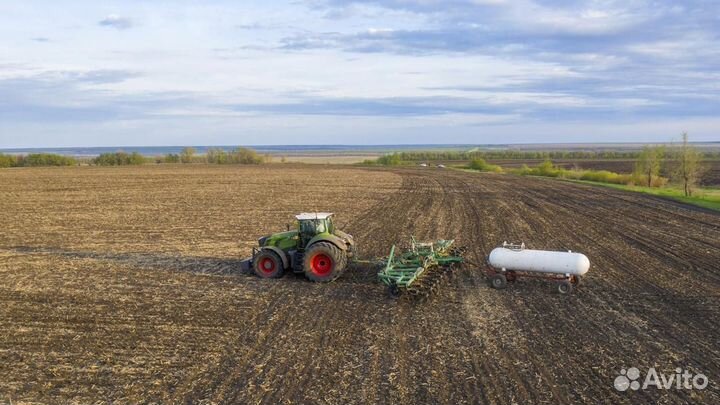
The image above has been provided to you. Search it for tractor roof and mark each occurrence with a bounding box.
[295,212,333,220]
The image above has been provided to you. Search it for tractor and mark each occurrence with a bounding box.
[240,213,355,282]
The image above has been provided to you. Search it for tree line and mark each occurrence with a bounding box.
[0,153,77,168]
[159,147,267,164]
[0,147,268,168]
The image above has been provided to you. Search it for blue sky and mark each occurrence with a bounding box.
[0,0,718,147]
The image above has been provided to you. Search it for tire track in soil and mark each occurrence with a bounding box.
[174,280,291,402]
[444,172,567,404]
[445,173,546,405]
[395,173,496,405]
[301,170,497,405]
[347,171,458,405]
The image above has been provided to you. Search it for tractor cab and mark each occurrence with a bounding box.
[296,212,334,248]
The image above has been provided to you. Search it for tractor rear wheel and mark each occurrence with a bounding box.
[303,242,347,282]
[253,250,285,279]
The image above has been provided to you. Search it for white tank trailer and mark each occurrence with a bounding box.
[487,242,590,294]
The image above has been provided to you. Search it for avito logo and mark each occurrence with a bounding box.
[614,367,708,391]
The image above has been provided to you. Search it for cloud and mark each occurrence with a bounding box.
[280,28,508,54]
[284,0,718,58]
[70,69,142,84]
[98,14,133,30]
[221,89,689,122]
[229,96,492,116]
[0,69,156,123]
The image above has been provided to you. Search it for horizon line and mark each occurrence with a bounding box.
[3,140,720,150]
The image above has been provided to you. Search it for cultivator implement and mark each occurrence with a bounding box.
[378,237,465,298]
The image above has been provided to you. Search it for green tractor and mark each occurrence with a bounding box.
[240,213,355,282]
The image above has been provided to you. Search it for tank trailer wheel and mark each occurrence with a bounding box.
[490,273,507,289]
[253,250,285,279]
[570,275,581,286]
[558,280,573,294]
[303,242,347,282]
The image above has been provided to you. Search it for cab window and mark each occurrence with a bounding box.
[300,220,314,234]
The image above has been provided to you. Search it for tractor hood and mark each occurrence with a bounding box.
[259,230,298,247]
[334,229,355,246]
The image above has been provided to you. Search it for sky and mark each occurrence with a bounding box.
[0,0,718,147]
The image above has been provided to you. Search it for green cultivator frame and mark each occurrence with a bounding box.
[378,237,465,297]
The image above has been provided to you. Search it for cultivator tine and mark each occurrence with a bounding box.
[449,246,467,257]
[399,265,452,301]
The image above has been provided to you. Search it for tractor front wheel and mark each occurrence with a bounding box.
[303,242,347,282]
[253,250,285,279]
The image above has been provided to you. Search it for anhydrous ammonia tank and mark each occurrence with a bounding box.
[488,246,590,276]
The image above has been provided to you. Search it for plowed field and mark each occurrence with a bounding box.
[1,165,718,404]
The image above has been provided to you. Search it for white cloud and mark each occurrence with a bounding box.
[99,14,133,30]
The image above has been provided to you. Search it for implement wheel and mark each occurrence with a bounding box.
[303,242,347,282]
[490,273,507,289]
[558,280,573,294]
[388,284,400,298]
[253,250,285,279]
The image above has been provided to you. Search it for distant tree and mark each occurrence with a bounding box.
[672,133,704,196]
[468,158,501,172]
[128,152,145,165]
[180,147,196,164]
[0,153,17,168]
[232,147,263,164]
[206,148,228,164]
[164,153,180,163]
[536,159,557,176]
[634,145,665,187]
[93,152,145,166]
[376,153,402,166]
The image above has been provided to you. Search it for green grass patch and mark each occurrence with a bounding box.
[509,159,649,185]
[467,158,502,172]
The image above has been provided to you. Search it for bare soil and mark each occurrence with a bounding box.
[0,164,718,404]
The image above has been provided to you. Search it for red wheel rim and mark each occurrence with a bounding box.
[259,257,276,275]
[310,253,333,276]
